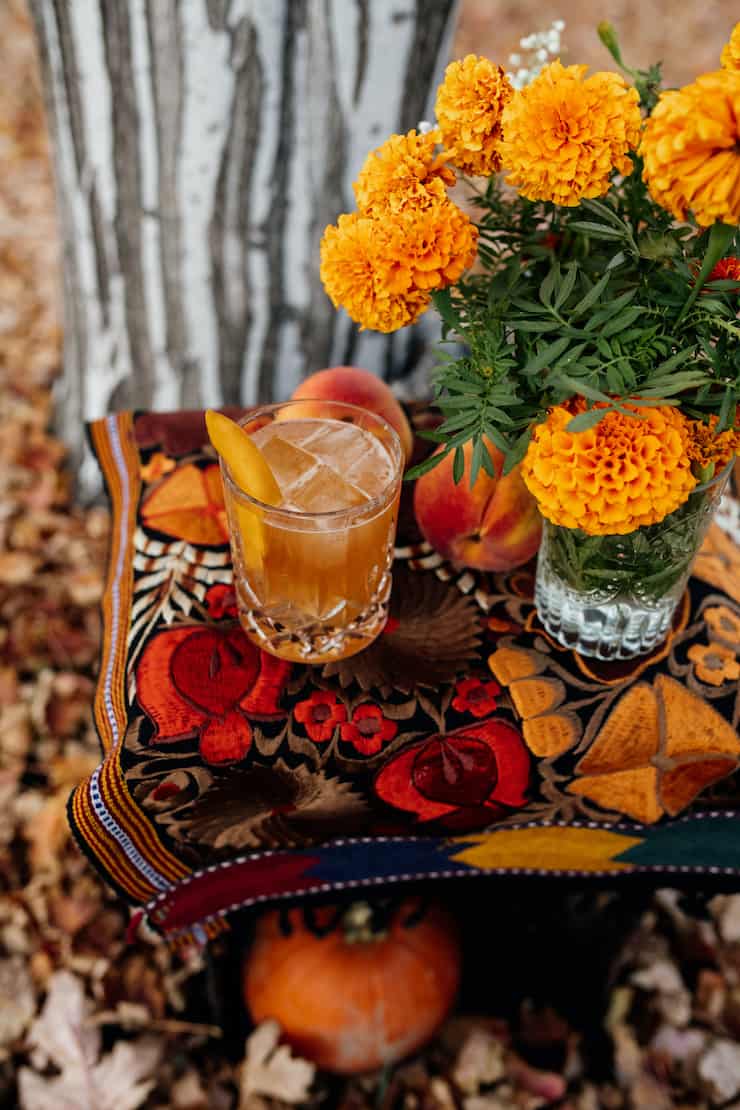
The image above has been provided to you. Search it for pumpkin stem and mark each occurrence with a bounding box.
[342,901,387,944]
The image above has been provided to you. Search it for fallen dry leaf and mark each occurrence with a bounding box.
[239,1020,315,1106]
[453,1026,506,1094]
[18,970,161,1110]
[0,550,39,585]
[0,956,36,1051]
[710,894,740,945]
[698,1039,740,1104]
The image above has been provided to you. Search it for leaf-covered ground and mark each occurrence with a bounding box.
[2,2,740,1107]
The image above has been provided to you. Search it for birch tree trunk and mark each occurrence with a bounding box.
[30,0,459,487]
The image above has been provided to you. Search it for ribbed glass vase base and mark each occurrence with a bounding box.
[534,571,675,660]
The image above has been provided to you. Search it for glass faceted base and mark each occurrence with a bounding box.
[534,466,731,660]
[535,550,678,660]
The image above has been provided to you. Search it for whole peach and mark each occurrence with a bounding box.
[290,366,413,461]
[414,439,542,571]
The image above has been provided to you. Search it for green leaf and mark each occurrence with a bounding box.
[717,386,734,432]
[570,272,611,317]
[600,305,644,337]
[522,336,571,375]
[569,220,628,241]
[653,347,696,375]
[605,250,627,271]
[554,264,578,310]
[539,262,560,308]
[509,319,557,333]
[437,395,480,411]
[555,372,615,405]
[453,445,465,484]
[581,198,630,231]
[565,408,610,433]
[583,289,637,331]
[404,449,448,481]
[553,342,589,369]
[502,428,533,474]
[432,287,460,334]
[470,436,484,487]
[635,371,711,397]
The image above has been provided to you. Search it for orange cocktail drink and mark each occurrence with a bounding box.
[219,400,403,663]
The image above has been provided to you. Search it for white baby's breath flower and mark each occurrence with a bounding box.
[417,119,434,134]
[509,21,567,87]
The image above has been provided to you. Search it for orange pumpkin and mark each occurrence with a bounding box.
[243,898,461,1074]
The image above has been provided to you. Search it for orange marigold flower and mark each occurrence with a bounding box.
[687,642,740,686]
[686,414,740,472]
[353,129,456,215]
[320,200,478,332]
[521,404,696,535]
[721,21,740,71]
[500,61,641,207]
[382,199,479,292]
[320,212,430,333]
[708,257,740,286]
[435,54,513,176]
[640,69,740,227]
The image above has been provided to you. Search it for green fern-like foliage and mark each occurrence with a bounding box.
[409,151,740,484]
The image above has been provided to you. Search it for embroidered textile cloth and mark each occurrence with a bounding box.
[70,408,740,944]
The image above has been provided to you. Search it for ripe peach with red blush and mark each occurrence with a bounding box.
[413,439,542,572]
[289,366,414,461]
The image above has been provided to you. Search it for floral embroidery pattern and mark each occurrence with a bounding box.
[687,642,740,686]
[374,719,531,831]
[140,463,229,546]
[205,584,238,620]
[121,418,740,868]
[567,675,740,823]
[704,605,740,647]
[294,691,348,744]
[340,705,398,756]
[136,625,290,765]
[452,676,501,717]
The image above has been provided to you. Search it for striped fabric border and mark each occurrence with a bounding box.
[69,414,205,925]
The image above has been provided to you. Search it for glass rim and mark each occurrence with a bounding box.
[220,398,404,522]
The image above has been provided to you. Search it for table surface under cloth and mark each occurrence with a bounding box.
[69,406,740,946]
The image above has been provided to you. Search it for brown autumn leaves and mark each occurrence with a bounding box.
[4,1,740,1107]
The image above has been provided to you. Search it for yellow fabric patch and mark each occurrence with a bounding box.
[450,826,643,872]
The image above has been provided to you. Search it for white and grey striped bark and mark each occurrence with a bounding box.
[30,0,459,488]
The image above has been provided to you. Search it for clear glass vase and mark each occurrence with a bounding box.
[534,464,733,660]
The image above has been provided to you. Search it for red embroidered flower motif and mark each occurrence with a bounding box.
[294,690,348,743]
[452,676,501,718]
[374,718,530,831]
[205,583,239,620]
[340,704,398,756]
[136,625,290,765]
